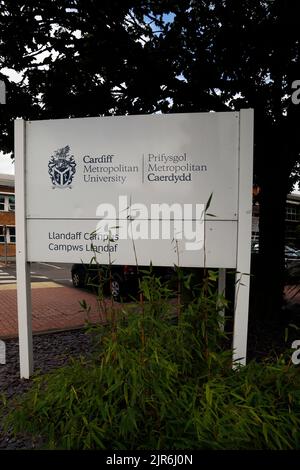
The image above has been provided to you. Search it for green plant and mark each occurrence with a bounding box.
[3,270,300,450]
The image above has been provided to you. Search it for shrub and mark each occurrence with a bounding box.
[3,270,300,449]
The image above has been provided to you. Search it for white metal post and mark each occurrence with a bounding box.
[233,109,254,366]
[15,119,33,379]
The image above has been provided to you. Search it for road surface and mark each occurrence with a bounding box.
[0,262,73,287]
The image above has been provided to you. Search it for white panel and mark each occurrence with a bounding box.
[27,219,237,268]
[25,112,239,222]
[203,221,237,268]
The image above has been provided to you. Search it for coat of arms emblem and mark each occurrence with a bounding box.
[48,146,76,188]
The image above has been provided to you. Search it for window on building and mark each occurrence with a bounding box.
[8,195,15,211]
[0,193,15,211]
[286,206,299,221]
[0,226,16,243]
[0,226,4,243]
[8,226,16,243]
[0,195,5,211]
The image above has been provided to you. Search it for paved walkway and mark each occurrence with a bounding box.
[284,285,300,304]
[0,275,298,339]
[0,282,108,338]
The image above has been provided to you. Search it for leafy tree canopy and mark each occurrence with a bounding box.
[1,0,300,316]
[0,1,299,184]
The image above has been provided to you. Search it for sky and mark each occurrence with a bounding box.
[0,152,14,175]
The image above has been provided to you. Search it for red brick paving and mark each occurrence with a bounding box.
[0,284,109,338]
[0,282,297,339]
[284,285,300,304]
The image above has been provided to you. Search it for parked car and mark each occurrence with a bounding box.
[71,263,176,301]
[285,245,299,258]
[252,243,300,262]
[285,246,300,267]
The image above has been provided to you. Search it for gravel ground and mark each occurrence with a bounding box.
[0,328,95,449]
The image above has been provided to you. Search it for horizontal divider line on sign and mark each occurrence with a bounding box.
[25,217,237,221]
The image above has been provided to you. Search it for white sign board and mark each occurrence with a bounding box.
[15,110,254,378]
[25,112,240,267]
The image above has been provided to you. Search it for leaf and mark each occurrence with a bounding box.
[205,193,213,212]
[262,423,269,444]
[208,270,218,281]
[205,383,213,406]
[284,327,289,343]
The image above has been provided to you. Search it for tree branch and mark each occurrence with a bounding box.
[23,45,52,59]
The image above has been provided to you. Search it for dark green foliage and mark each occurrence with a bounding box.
[2,270,300,450]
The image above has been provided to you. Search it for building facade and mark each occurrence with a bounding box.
[285,193,300,247]
[0,174,15,260]
[252,193,300,248]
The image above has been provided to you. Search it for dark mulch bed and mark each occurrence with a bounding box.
[0,329,96,449]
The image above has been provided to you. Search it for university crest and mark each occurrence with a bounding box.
[48,146,76,188]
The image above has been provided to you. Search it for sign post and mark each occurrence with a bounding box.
[233,109,254,365]
[15,110,253,378]
[15,119,33,379]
